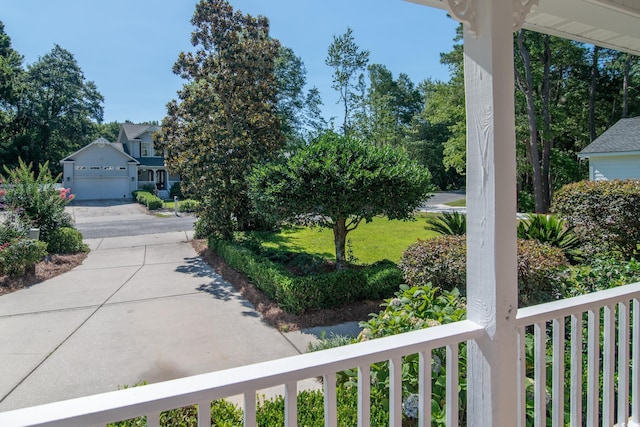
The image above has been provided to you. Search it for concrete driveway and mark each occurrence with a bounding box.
[0,202,325,412]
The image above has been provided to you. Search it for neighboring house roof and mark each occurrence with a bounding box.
[121,123,161,140]
[578,116,640,157]
[137,157,165,167]
[60,137,140,164]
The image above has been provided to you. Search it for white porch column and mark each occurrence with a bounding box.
[444,0,537,425]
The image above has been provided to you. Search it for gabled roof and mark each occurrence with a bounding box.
[121,123,161,140]
[60,137,140,164]
[578,117,640,157]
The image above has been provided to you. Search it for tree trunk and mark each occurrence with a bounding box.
[516,30,545,213]
[589,46,600,142]
[623,53,632,118]
[540,35,552,212]
[333,217,348,271]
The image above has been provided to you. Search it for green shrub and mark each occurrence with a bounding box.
[399,235,467,292]
[109,399,243,426]
[0,211,28,244]
[135,191,163,210]
[320,285,469,426]
[140,183,156,193]
[1,159,73,242]
[110,385,393,426]
[563,256,640,297]
[169,181,183,199]
[425,211,466,235]
[399,236,569,306]
[516,239,569,305]
[46,227,89,254]
[0,239,47,276]
[517,213,581,261]
[552,179,640,258]
[179,199,199,213]
[209,238,403,314]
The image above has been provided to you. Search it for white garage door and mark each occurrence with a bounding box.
[72,177,130,200]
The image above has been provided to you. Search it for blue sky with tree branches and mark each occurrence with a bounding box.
[2,0,457,125]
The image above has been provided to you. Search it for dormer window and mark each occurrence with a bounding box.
[141,142,154,157]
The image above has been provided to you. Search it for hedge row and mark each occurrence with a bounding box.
[209,238,403,314]
[132,191,163,210]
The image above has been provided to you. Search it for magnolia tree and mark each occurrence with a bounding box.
[250,131,433,270]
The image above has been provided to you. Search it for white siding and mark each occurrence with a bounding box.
[72,177,130,200]
[69,143,134,200]
[589,154,640,180]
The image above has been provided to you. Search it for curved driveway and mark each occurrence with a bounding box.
[0,201,320,412]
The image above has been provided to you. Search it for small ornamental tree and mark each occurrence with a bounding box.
[250,131,433,270]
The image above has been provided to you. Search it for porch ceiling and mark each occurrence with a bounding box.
[406,0,640,55]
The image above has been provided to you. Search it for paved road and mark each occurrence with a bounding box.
[67,199,196,239]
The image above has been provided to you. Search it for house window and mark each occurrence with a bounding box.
[89,166,101,170]
[75,166,87,170]
[141,142,154,157]
[118,166,127,171]
[103,166,113,171]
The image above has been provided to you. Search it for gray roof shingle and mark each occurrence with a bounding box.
[579,116,640,156]
[121,123,160,140]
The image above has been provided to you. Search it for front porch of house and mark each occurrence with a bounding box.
[0,282,637,426]
[2,0,640,425]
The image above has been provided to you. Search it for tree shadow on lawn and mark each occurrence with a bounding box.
[253,227,334,260]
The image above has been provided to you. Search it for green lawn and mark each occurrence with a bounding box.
[255,214,440,264]
[445,198,466,207]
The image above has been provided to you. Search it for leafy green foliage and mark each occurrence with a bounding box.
[209,237,403,314]
[109,398,243,426]
[275,46,326,147]
[3,44,103,173]
[399,236,569,306]
[563,256,640,297]
[325,27,369,134]
[109,385,393,426]
[250,131,433,270]
[399,235,467,293]
[0,210,27,244]
[156,0,283,241]
[552,179,640,258]
[318,285,469,426]
[425,211,466,235]
[517,213,581,260]
[1,159,73,243]
[0,238,47,276]
[134,191,163,210]
[168,182,183,199]
[360,284,466,339]
[46,227,88,254]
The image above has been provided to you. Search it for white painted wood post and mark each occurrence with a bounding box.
[454,0,532,424]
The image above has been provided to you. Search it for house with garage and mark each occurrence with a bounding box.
[578,116,640,181]
[59,123,179,200]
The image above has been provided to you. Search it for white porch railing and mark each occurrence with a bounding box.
[0,283,638,427]
[516,282,640,427]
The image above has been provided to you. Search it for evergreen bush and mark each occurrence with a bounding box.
[399,236,569,306]
[552,179,640,258]
[0,239,47,276]
[46,227,89,254]
[209,238,403,314]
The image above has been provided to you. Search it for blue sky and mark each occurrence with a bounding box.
[2,0,458,125]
